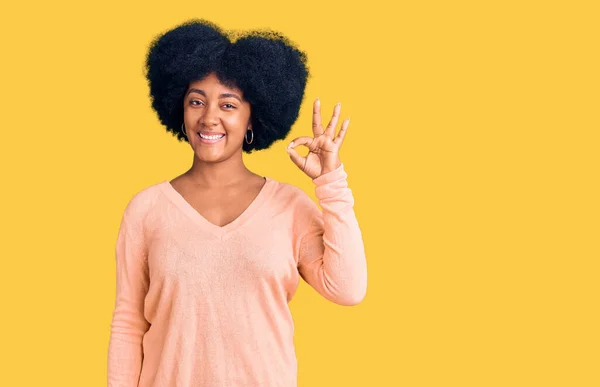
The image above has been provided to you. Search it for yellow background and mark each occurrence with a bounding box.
[1,0,598,386]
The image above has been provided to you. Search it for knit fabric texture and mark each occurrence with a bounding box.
[107,163,367,386]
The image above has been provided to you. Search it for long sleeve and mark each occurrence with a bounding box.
[108,207,151,387]
[296,163,368,306]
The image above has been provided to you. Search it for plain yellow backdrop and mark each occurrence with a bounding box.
[0,0,598,386]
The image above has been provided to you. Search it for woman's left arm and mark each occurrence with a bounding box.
[287,98,367,305]
[295,163,368,305]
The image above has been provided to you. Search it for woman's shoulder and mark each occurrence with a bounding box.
[121,180,166,221]
[270,177,308,198]
[268,177,319,212]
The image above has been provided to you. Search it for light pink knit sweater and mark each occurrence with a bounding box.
[107,163,367,386]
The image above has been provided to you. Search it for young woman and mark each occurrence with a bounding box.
[107,19,367,387]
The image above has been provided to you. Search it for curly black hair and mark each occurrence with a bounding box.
[144,19,310,153]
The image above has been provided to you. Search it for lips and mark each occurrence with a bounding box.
[197,132,226,144]
[199,131,226,136]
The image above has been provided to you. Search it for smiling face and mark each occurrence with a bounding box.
[183,72,252,163]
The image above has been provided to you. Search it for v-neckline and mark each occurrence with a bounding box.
[160,176,276,239]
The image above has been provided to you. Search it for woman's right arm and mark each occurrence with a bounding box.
[107,207,150,387]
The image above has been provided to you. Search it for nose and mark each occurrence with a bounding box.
[201,102,220,127]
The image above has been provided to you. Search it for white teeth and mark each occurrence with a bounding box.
[199,133,225,140]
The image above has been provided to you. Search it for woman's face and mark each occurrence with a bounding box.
[183,72,251,163]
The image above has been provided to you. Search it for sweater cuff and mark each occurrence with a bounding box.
[312,163,350,201]
[312,163,347,186]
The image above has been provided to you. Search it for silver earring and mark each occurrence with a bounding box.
[245,128,254,144]
[181,123,188,138]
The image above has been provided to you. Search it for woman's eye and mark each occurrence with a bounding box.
[189,101,235,109]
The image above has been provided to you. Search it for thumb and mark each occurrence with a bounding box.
[286,136,312,171]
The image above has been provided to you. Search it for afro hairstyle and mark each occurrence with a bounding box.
[144,19,310,153]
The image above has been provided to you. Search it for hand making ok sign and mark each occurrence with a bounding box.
[286,98,350,179]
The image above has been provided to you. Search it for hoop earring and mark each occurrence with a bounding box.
[181,123,187,138]
[245,128,254,144]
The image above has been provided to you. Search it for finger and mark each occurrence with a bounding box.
[325,102,341,138]
[286,146,307,171]
[334,118,350,145]
[287,136,314,150]
[312,98,324,136]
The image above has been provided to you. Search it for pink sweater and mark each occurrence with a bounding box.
[107,163,367,386]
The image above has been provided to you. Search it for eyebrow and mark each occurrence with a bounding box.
[186,88,243,102]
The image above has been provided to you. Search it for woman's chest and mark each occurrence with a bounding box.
[146,218,299,291]
[183,186,262,228]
